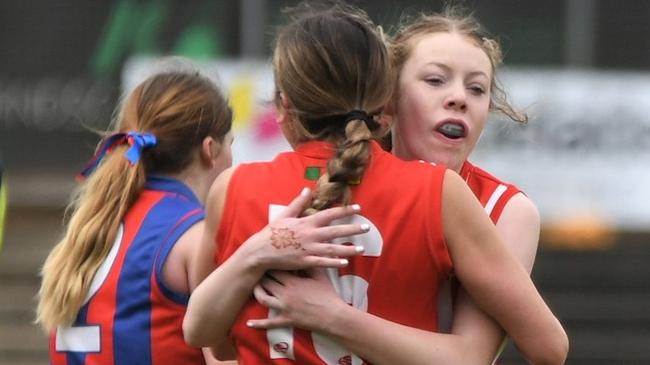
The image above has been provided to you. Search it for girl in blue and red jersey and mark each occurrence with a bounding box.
[36,70,234,365]
[36,69,366,365]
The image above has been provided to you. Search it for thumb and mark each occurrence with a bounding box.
[276,187,312,219]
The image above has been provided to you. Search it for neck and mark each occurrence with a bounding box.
[162,165,209,204]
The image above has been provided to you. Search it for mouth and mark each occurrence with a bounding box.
[435,120,467,140]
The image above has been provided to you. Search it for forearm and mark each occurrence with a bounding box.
[322,304,487,365]
[443,176,568,364]
[184,247,263,347]
[455,252,567,365]
[447,194,542,364]
[449,288,507,363]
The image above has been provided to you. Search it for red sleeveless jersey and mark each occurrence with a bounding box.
[459,160,522,224]
[216,140,452,365]
[49,176,205,365]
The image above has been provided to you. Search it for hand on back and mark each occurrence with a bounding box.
[241,188,368,273]
[250,269,341,332]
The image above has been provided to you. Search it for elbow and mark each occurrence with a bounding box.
[549,329,569,365]
[182,312,203,348]
[183,302,211,348]
[526,326,569,365]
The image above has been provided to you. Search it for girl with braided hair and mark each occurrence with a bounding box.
[249,6,559,365]
[184,3,567,365]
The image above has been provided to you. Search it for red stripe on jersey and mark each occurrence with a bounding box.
[150,275,203,365]
[83,192,164,365]
[460,161,522,224]
[49,330,67,365]
[149,208,204,365]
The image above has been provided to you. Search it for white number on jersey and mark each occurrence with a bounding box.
[266,204,382,364]
[55,224,124,352]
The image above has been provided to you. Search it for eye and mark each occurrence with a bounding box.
[425,77,445,86]
[468,85,486,95]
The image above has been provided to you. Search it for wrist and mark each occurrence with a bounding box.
[320,300,356,338]
[231,239,267,279]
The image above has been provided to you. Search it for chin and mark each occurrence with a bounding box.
[435,155,463,172]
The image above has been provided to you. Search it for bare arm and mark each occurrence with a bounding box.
[248,171,567,365]
[160,176,241,364]
[187,166,234,292]
[202,347,238,365]
[449,193,541,362]
[441,171,567,364]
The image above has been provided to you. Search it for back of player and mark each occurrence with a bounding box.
[217,142,452,364]
[37,70,233,365]
[50,178,204,365]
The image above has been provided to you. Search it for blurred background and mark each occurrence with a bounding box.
[1,0,649,364]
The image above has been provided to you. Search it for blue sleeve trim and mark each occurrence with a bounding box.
[153,208,204,305]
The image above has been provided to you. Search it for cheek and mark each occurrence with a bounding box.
[397,92,430,133]
[470,98,490,129]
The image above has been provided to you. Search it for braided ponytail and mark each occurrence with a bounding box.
[273,3,394,215]
[304,118,374,215]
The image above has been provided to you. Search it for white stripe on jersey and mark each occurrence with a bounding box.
[484,184,508,216]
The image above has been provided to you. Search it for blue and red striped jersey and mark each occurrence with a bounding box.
[50,176,205,365]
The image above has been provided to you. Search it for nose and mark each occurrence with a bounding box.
[443,83,467,112]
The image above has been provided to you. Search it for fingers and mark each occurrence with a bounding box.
[313,223,370,242]
[260,274,285,290]
[253,283,282,309]
[307,242,364,258]
[301,256,351,268]
[276,187,312,219]
[266,270,293,283]
[307,204,361,226]
[246,316,292,329]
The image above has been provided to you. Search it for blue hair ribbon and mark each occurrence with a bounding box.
[78,132,157,180]
[124,132,157,165]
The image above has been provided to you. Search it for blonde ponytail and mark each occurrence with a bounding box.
[37,146,144,331]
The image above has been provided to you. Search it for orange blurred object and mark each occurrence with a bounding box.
[541,213,617,250]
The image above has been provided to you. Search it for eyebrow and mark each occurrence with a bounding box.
[423,61,489,79]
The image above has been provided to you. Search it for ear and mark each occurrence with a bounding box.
[275,91,292,126]
[199,136,219,167]
[379,99,396,128]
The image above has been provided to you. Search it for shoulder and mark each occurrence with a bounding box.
[495,192,540,271]
[500,192,540,227]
